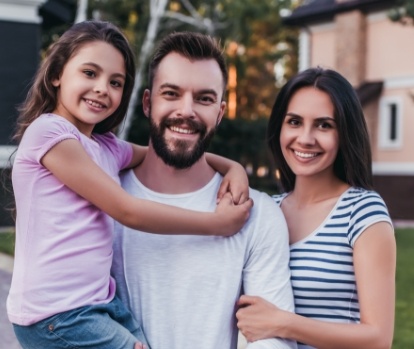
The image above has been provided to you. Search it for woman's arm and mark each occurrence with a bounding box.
[205,153,249,204]
[237,222,396,349]
[42,139,252,236]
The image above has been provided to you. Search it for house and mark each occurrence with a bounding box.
[283,0,414,220]
[0,0,75,226]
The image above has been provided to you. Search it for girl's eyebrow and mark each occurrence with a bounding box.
[82,62,126,80]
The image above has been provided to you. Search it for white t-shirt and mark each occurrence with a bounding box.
[112,170,297,349]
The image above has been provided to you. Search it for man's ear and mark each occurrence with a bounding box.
[216,100,227,126]
[142,89,151,118]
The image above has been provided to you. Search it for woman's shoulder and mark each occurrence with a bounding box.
[342,187,387,207]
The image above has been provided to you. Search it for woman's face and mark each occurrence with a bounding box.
[280,86,339,180]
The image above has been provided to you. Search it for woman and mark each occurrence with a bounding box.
[236,67,396,349]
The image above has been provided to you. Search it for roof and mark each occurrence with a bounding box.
[355,81,383,105]
[39,0,77,29]
[283,0,398,26]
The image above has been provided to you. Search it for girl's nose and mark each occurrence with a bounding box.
[93,80,108,95]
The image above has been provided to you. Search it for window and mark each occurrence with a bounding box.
[378,96,403,149]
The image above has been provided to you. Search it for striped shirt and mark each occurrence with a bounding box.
[273,187,392,349]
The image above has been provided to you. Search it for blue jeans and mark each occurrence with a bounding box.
[13,295,149,349]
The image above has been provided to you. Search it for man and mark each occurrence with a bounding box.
[112,32,297,349]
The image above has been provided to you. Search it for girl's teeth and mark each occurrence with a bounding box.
[295,151,317,158]
[86,100,104,108]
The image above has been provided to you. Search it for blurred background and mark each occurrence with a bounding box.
[0,1,414,348]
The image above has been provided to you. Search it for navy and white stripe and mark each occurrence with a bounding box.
[273,187,392,349]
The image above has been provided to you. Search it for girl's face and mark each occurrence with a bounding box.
[52,41,126,137]
[280,86,339,180]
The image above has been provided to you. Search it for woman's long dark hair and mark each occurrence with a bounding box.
[267,67,373,192]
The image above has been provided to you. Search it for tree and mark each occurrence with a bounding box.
[389,0,414,24]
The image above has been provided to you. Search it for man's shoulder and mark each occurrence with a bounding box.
[247,187,284,220]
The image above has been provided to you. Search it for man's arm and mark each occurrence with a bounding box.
[241,192,297,349]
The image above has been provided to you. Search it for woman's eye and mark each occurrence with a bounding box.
[287,118,300,126]
[318,121,333,129]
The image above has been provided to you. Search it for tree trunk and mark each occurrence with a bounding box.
[118,0,169,140]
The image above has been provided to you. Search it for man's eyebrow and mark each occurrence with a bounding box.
[82,62,125,79]
[159,83,180,90]
[197,89,218,97]
[159,84,219,97]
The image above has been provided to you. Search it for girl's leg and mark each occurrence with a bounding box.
[13,296,149,349]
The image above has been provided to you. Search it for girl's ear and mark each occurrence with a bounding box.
[142,89,151,118]
[52,77,60,87]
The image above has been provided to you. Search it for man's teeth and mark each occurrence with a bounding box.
[170,126,195,134]
[295,151,318,158]
[86,99,104,108]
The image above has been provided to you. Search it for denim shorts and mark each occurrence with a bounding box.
[13,295,149,349]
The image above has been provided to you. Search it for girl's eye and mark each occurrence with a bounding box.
[83,70,95,77]
[111,80,123,88]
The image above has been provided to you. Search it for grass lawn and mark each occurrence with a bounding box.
[0,228,413,347]
[0,231,15,255]
[393,228,414,349]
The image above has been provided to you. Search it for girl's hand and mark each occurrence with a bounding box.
[236,295,289,342]
[217,163,249,205]
[214,193,253,236]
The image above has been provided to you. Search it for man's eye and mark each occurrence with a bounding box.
[198,96,215,104]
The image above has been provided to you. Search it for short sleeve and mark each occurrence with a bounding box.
[95,132,133,171]
[347,191,393,247]
[20,114,79,164]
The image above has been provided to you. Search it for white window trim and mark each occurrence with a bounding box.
[373,162,414,176]
[0,145,16,168]
[0,0,46,24]
[298,29,310,72]
[378,96,403,150]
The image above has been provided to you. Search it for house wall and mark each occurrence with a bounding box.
[299,8,414,219]
[0,0,45,227]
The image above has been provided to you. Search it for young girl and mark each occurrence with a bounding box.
[7,20,252,349]
[236,67,396,349]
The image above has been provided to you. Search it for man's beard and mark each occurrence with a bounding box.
[149,114,216,169]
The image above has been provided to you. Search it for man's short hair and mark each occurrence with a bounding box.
[148,31,228,96]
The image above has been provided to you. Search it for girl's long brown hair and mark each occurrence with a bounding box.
[14,20,136,142]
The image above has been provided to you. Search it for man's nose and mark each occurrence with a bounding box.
[177,94,195,118]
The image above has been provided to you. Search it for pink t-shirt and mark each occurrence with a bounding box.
[7,113,133,326]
